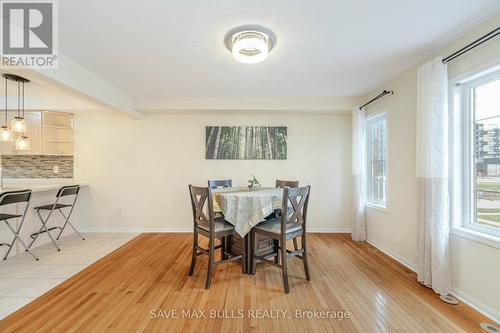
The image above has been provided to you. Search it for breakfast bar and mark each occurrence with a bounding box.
[0,181,88,258]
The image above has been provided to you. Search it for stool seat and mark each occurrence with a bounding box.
[34,203,72,210]
[0,213,22,221]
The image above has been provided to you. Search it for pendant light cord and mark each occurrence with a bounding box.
[4,77,7,126]
[17,81,20,118]
[22,81,24,118]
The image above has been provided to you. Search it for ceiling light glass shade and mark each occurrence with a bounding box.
[11,116,26,132]
[0,126,12,141]
[231,31,270,64]
[15,135,30,151]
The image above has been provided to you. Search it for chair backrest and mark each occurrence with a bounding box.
[0,189,32,206]
[189,185,215,232]
[208,179,232,189]
[56,185,80,198]
[280,186,310,233]
[276,179,299,188]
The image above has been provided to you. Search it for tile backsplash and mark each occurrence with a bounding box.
[1,155,74,179]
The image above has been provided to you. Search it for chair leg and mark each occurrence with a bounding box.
[251,230,257,275]
[273,239,279,264]
[302,234,310,281]
[189,232,197,276]
[221,236,227,260]
[241,236,246,274]
[281,238,290,293]
[205,237,215,289]
[293,238,299,251]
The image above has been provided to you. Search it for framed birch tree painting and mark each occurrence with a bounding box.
[205,126,287,159]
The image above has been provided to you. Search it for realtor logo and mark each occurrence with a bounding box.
[1,0,58,68]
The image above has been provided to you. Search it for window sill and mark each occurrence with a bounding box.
[451,227,500,250]
[366,203,389,214]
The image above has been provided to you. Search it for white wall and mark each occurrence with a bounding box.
[73,111,352,233]
[363,13,500,321]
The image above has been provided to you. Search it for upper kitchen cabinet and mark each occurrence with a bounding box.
[24,111,42,154]
[42,111,74,155]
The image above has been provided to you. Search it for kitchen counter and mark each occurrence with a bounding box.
[1,178,88,193]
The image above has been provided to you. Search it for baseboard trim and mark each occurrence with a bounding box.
[79,227,352,234]
[308,227,351,233]
[366,239,417,272]
[366,239,500,324]
[451,288,500,324]
[79,228,191,233]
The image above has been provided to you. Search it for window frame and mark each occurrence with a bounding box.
[452,66,500,244]
[365,111,389,211]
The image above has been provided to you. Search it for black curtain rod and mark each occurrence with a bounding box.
[443,27,500,64]
[360,90,393,109]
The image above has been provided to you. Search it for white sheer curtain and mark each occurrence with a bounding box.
[416,57,451,296]
[352,106,367,241]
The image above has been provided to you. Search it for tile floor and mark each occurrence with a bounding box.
[0,232,138,320]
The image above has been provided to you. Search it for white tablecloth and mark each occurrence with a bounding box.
[213,187,283,236]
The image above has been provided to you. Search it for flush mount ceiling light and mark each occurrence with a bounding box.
[226,27,275,64]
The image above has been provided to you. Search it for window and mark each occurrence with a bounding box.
[455,68,500,238]
[366,113,387,208]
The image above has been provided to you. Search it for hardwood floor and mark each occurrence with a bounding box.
[0,233,492,332]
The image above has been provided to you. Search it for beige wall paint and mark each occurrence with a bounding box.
[73,112,352,233]
[363,13,500,321]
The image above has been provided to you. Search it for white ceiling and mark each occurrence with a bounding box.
[58,0,500,107]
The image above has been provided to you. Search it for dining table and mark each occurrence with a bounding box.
[212,186,284,273]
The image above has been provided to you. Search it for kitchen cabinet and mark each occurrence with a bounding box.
[42,111,74,155]
[0,111,74,155]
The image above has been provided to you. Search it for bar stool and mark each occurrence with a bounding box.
[0,189,39,261]
[29,185,84,251]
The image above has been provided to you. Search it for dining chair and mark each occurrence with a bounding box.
[275,179,299,188]
[207,179,232,223]
[188,185,245,289]
[275,179,300,251]
[251,185,311,293]
[208,179,232,189]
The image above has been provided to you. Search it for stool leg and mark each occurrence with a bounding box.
[57,209,85,241]
[3,220,39,261]
[35,209,60,251]
[28,224,44,249]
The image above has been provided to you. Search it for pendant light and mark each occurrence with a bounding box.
[14,81,30,150]
[1,73,30,150]
[15,135,30,150]
[0,76,12,141]
[11,81,26,132]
